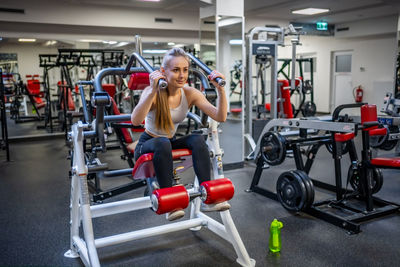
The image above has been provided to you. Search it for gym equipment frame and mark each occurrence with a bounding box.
[65,53,255,267]
[248,103,400,234]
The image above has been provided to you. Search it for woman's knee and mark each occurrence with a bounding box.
[189,135,208,153]
[153,137,172,154]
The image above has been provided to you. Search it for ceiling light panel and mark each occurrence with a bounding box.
[292,8,330,15]
[18,38,36,42]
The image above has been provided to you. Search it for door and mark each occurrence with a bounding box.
[331,51,353,112]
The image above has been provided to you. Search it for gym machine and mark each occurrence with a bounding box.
[368,93,400,153]
[244,25,305,157]
[65,52,254,266]
[244,26,284,157]
[8,73,46,124]
[55,49,125,139]
[248,103,400,234]
[278,58,316,117]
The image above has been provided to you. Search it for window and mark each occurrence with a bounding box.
[335,54,351,72]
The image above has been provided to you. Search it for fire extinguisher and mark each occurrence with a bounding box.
[353,85,364,103]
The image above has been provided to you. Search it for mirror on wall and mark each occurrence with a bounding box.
[216,15,244,166]
[0,39,195,139]
[199,15,216,68]
[396,15,400,96]
[217,16,243,109]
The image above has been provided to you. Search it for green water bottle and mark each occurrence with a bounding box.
[269,219,283,253]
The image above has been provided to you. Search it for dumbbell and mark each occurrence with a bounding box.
[151,178,235,215]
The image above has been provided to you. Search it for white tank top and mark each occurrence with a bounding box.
[145,88,189,137]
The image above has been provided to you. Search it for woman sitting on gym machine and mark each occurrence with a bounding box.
[131,47,229,221]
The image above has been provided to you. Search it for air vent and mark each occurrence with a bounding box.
[0,7,25,14]
[155,18,172,23]
[337,27,349,32]
[203,21,215,25]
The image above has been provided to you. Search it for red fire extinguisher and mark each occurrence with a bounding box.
[353,85,364,103]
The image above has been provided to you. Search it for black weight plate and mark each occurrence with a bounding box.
[348,166,384,195]
[379,126,399,151]
[295,170,315,209]
[325,141,349,155]
[301,101,317,117]
[260,132,287,166]
[276,170,307,212]
[371,167,383,194]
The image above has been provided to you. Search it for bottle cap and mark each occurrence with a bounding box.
[270,219,283,229]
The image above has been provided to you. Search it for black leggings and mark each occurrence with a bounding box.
[134,132,211,188]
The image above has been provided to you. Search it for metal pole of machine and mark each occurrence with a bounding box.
[134,35,143,67]
[291,39,297,92]
[244,32,252,141]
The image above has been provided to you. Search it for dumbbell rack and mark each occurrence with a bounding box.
[248,116,400,234]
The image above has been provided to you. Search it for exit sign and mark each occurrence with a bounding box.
[316,21,328,31]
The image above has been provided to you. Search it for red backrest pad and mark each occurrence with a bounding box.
[102,84,116,98]
[128,72,150,90]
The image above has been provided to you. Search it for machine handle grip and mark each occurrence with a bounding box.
[186,53,226,87]
[125,52,168,90]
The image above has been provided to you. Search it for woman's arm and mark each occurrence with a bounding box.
[131,70,164,125]
[130,86,156,125]
[190,70,227,122]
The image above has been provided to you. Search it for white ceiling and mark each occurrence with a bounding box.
[64,0,400,24]
[0,0,399,48]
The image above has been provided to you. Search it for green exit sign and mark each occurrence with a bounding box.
[316,21,328,31]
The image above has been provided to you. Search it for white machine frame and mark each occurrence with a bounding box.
[64,118,255,267]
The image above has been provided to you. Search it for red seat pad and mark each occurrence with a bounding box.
[132,149,192,180]
[334,132,355,142]
[230,108,242,113]
[369,128,387,136]
[370,157,400,168]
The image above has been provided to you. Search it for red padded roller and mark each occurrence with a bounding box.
[361,104,377,124]
[200,178,235,204]
[151,185,189,214]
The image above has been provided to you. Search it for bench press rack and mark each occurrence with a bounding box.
[64,53,255,267]
[248,103,400,234]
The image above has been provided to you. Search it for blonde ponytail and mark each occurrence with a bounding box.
[154,47,189,136]
[155,88,174,135]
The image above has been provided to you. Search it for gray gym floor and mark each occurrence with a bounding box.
[1,119,400,266]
